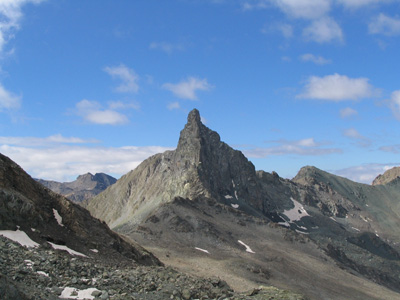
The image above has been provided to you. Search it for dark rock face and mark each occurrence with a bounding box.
[37,172,117,203]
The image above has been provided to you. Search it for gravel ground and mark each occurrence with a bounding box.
[0,236,306,300]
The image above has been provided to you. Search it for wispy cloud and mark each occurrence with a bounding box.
[336,0,382,9]
[298,73,377,101]
[104,64,139,93]
[270,0,331,20]
[149,42,185,54]
[387,90,400,120]
[380,144,400,154]
[0,0,45,55]
[303,17,344,43]
[243,138,342,158]
[340,107,358,118]
[1,142,173,181]
[0,134,98,147]
[343,128,371,147]
[162,77,213,100]
[300,53,332,65]
[0,83,21,111]
[333,163,399,184]
[167,102,180,110]
[75,99,134,125]
[369,13,400,36]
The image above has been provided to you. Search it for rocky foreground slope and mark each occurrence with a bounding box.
[37,173,117,203]
[87,109,400,300]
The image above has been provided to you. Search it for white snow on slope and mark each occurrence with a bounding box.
[282,197,309,222]
[195,247,210,254]
[0,229,39,248]
[238,240,255,254]
[59,287,100,300]
[224,195,233,199]
[48,242,87,257]
[53,208,64,227]
[37,271,49,277]
[90,249,99,253]
[231,204,239,209]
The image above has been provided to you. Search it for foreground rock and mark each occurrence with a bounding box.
[0,236,306,300]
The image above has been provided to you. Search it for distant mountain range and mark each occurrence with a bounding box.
[37,172,117,203]
[86,109,400,300]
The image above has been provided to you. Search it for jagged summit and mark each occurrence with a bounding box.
[372,166,400,185]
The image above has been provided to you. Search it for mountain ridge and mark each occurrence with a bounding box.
[37,172,117,203]
[86,109,400,299]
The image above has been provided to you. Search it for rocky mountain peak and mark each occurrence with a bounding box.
[372,166,400,185]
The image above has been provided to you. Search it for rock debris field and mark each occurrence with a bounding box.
[0,236,306,300]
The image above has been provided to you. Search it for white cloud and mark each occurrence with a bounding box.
[0,134,98,147]
[300,53,331,65]
[75,99,130,125]
[343,128,371,147]
[104,64,139,93]
[167,102,180,110]
[0,0,44,55]
[298,73,376,101]
[340,107,358,118]
[333,163,400,184]
[303,17,344,43]
[387,90,400,120]
[243,138,341,158]
[369,13,400,36]
[149,42,185,54]
[271,0,331,20]
[0,142,173,182]
[0,83,21,111]
[162,77,213,100]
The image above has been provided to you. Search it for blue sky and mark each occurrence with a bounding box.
[1,0,400,183]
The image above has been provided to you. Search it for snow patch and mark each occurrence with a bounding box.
[224,195,233,199]
[59,287,100,300]
[195,247,210,254]
[31,228,36,232]
[278,221,290,227]
[238,240,255,254]
[352,227,360,232]
[231,204,239,209]
[282,198,309,222]
[37,271,49,277]
[48,242,88,257]
[90,249,99,253]
[329,217,337,223]
[0,230,39,248]
[53,208,64,227]
[295,230,309,235]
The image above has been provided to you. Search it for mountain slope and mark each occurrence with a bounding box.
[37,172,117,203]
[0,153,160,266]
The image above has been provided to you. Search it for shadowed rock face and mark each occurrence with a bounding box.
[37,172,117,203]
[0,153,161,266]
[372,166,400,186]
